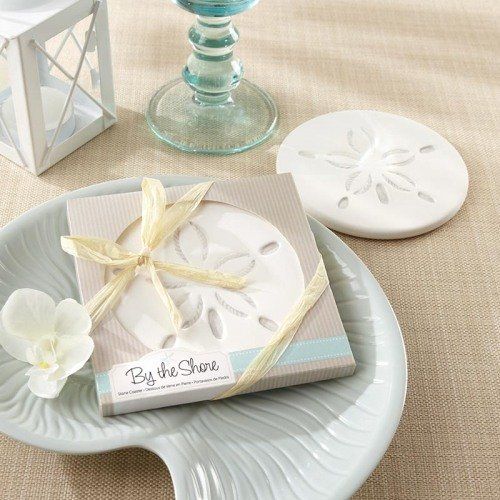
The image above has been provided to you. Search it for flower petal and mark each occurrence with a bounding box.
[215,252,256,277]
[55,299,92,337]
[382,150,415,166]
[215,290,251,318]
[346,170,372,194]
[382,171,416,191]
[1,289,55,340]
[173,221,208,264]
[55,335,94,376]
[324,151,360,169]
[26,364,59,378]
[26,336,57,367]
[0,315,32,362]
[347,128,373,155]
[27,373,66,399]
[179,294,204,330]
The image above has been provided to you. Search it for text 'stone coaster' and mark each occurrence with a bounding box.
[277,110,469,239]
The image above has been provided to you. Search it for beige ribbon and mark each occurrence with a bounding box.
[61,178,246,331]
[62,177,330,398]
[214,259,329,399]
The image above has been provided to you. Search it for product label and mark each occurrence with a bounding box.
[109,349,235,401]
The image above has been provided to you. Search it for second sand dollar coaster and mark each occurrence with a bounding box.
[277,110,469,239]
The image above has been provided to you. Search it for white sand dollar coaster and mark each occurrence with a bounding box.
[277,110,468,239]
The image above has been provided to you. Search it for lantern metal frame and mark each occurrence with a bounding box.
[0,0,116,175]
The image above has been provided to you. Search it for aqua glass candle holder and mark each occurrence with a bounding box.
[146,0,278,154]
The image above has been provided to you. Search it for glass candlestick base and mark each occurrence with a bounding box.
[147,1,277,155]
[147,78,277,154]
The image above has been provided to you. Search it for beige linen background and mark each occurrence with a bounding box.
[0,0,499,498]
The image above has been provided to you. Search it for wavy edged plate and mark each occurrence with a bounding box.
[0,176,407,499]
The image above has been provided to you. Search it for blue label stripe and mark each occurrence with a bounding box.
[94,336,353,395]
[229,336,352,373]
[95,372,111,395]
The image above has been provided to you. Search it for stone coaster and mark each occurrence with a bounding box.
[277,110,469,239]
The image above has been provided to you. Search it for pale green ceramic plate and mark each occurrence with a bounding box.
[0,176,407,499]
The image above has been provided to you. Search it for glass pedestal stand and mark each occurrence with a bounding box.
[146,2,277,154]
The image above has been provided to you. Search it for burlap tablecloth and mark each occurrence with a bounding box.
[0,0,499,498]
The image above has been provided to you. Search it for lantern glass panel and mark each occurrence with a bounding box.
[0,48,14,148]
[33,12,103,146]
[0,52,10,96]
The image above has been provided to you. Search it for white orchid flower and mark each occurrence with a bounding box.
[0,289,93,399]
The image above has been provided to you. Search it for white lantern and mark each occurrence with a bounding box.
[0,0,116,175]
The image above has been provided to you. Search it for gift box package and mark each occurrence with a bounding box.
[64,174,355,416]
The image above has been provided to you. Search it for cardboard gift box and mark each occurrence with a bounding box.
[65,174,355,416]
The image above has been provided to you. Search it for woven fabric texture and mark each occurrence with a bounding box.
[0,0,499,498]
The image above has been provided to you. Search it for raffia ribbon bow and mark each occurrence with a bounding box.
[61,178,245,333]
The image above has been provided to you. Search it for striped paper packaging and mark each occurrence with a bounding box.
[66,174,355,416]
